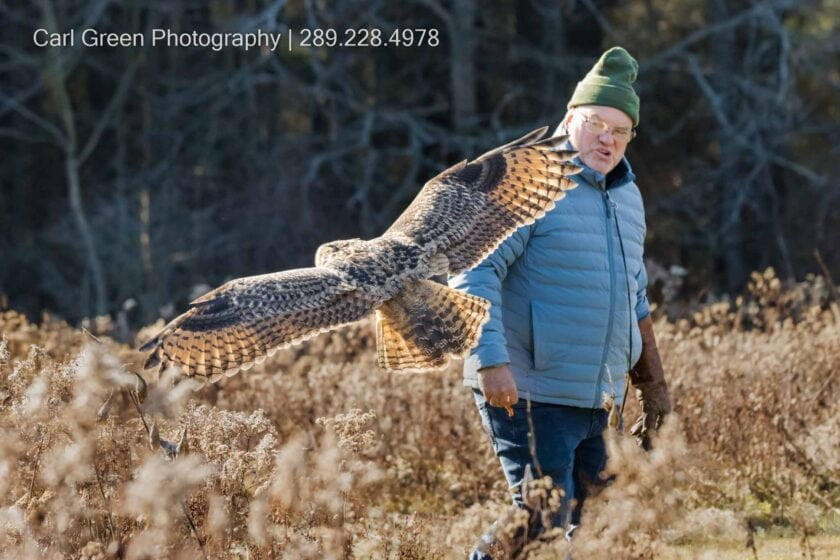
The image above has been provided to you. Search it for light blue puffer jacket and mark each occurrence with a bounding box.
[448,142,650,409]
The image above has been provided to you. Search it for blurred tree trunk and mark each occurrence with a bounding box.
[449,0,477,138]
[707,0,745,293]
[39,0,108,317]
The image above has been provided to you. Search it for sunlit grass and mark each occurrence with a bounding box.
[0,268,837,557]
[669,536,840,559]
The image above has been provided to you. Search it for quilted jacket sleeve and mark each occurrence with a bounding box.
[448,224,533,369]
[635,261,650,321]
[634,189,650,322]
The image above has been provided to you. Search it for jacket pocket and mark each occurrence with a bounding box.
[530,301,565,371]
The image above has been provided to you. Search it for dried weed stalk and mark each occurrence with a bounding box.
[0,269,837,557]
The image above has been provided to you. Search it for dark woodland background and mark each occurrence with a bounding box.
[1,0,838,329]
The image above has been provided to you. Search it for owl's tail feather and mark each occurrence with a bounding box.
[375,279,490,371]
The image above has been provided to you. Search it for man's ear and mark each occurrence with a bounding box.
[554,110,572,136]
[554,109,574,137]
[563,109,576,128]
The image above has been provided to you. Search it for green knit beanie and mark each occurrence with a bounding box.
[568,46,640,126]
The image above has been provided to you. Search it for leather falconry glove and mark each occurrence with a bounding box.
[629,377,671,450]
[629,316,672,450]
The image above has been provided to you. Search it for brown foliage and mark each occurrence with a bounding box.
[0,269,838,558]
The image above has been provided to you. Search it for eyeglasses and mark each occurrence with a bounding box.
[579,114,636,143]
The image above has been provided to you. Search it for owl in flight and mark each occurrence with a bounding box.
[141,127,580,380]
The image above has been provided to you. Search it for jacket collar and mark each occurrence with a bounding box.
[560,139,636,191]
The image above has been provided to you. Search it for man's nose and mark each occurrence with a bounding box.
[598,132,615,146]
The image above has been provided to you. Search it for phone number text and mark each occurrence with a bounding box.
[294,28,440,48]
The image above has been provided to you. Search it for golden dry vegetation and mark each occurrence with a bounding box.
[1,268,838,559]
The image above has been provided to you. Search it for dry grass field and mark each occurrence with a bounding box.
[1,268,838,559]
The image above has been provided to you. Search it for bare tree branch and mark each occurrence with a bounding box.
[78,57,140,166]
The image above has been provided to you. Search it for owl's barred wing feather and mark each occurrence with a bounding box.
[385,127,581,274]
[141,127,579,379]
[375,280,490,371]
[140,268,375,381]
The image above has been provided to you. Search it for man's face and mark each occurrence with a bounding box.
[564,105,634,175]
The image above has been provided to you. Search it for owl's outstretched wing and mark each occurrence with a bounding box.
[385,127,581,274]
[140,267,375,381]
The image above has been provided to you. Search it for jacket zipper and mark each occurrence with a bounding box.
[594,190,618,408]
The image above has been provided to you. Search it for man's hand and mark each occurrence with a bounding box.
[630,316,672,449]
[478,364,518,416]
[629,380,671,450]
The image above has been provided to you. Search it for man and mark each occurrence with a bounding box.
[449,47,671,557]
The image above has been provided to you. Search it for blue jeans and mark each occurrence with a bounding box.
[470,389,610,559]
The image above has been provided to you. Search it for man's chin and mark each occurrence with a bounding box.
[582,157,612,175]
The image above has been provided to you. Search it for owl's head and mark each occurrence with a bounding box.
[315,238,364,267]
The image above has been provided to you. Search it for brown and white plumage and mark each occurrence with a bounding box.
[141,127,580,379]
[386,126,580,273]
